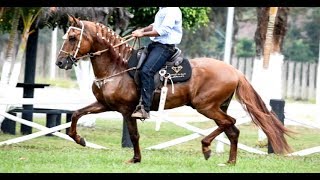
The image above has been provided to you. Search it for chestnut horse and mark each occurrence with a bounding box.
[56,16,292,164]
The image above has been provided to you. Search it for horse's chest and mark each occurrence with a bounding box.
[100,83,134,103]
[101,85,119,99]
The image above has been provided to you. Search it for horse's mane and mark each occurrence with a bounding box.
[84,20,135,66]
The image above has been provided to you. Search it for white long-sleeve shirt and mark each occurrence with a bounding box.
[150,7,183,45]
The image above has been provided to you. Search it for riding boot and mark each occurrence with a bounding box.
[132,97,150,119]
[131,105,150,119]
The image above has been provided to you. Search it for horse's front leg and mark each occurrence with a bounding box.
[69,101,107,146]
[123,114,141,163]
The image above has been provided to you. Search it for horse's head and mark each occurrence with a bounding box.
[56,15,136,72]
[56,15,93,70]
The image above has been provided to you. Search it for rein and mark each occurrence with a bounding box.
[91,34,139,89]
[94,67,137,89]
[76,35,137,60]
[59,21,139,63]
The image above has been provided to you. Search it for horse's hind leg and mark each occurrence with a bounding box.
[224,125,239,164]
[199,108,236,162]
[69,101,108,146]
[220,100,240,164]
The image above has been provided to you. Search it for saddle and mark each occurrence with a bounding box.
[128,46,192,90]
[127,46,192,110]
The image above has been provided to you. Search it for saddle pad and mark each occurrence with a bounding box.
[164,59,192,83]
[127,50,192,83]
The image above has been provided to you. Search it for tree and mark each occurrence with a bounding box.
[252,7,290,146]
[0,7,43,87]
[303,8,320,62]
[254,7,290,60]
[0,7,43,129]
[235,38,255,57]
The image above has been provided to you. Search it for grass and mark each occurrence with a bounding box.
[36,77,78,89]
[0,118,319,173]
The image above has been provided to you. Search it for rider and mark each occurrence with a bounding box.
[131,7,183,119]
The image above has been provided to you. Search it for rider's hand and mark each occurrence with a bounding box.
[132,29,144,38]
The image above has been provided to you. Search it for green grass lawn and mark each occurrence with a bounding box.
[0,118,319,173]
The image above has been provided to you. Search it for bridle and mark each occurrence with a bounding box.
[59,21,85,66]
[58,20,137,67]
[58,20,139,88]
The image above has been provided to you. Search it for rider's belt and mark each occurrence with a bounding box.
[151,41,175,49]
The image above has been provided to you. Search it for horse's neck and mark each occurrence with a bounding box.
[90,51,128,81]
[90,24,133,79]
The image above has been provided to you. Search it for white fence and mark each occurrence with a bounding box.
[231,57,317,101]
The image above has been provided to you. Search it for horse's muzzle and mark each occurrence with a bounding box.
[56,58,74,70]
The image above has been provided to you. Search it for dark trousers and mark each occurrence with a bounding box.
[140,42,175,112]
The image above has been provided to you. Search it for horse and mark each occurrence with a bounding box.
[56,16,292,165]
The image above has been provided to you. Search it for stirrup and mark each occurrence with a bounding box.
[134,96,143,112]
[134,104,143,113]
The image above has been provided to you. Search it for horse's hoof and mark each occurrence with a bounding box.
[79,137,86,147]
[125,158,141,164]
[227,160,236,165]
[203,150,211,160]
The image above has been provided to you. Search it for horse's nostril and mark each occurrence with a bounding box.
[56,61,62,66]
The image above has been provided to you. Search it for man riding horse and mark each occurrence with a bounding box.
[131,7,183,119]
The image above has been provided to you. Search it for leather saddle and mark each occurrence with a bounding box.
[127,46,192,90]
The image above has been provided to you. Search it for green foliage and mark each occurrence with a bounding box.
[179,26,224,58]
[127,7,158,28]
[0,7,41,33]
[180,7,210,31]
[235,38,256,57]
[283,7,319,62]
[284,38,314,62]
[304,8,320,60]
[283,24,318,62]
[0,8,14,33]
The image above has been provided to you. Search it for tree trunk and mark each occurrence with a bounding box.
[254,7,290,58]
[0,8,42,128]
[252,7,290,144]
[0,7,19,85]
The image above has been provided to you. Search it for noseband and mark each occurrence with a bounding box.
[58,21,85,66]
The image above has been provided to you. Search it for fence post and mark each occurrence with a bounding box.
[268,99,285,153]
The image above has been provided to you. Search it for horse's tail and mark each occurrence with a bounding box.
[235,74,292,154]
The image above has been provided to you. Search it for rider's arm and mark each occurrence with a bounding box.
[132,24,159,38]
[141,24,153,32]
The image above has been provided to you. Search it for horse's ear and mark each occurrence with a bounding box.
[68,14,79,26]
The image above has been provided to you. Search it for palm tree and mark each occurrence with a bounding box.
[253,7,290,146]
[255,7,290,63]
